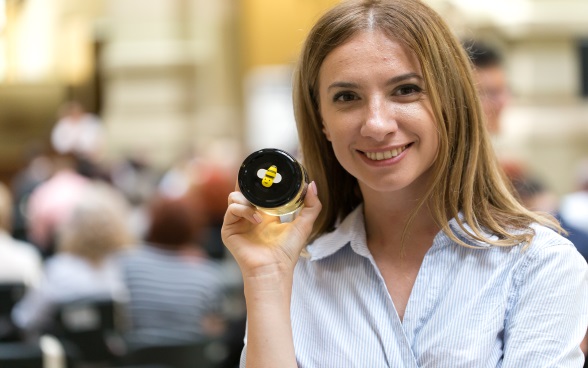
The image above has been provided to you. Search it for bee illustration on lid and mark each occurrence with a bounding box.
[257,165,282,188]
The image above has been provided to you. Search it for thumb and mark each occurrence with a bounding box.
[293,181,322,236]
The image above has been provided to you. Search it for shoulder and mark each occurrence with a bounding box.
[511,223,587,286]
[1,236,42,260]
[526,223,582,257]
[118,243,147,259]
[44,253,91,275]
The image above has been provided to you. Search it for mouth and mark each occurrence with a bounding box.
[363,144,410,161]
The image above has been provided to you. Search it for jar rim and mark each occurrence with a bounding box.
[238,148,306,208]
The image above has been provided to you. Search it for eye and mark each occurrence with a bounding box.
[333,91,359,102]
[395,84,422,96]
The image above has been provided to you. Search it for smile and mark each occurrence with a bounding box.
[364,145,408,161]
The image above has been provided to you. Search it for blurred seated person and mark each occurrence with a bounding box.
[110,151,160,240]
[0,182,43,286]
[25,154,91,258]
[51,101,105,162]
[189,162,236,260]
[10,143,54,243]
[12,182,133,339]
[510,170,588,260]
[560,159,588,235]
[119,194,226,349]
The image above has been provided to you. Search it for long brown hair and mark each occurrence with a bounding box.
[293,0,560,247]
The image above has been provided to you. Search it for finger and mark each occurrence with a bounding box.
[294,181,322,232]
[225,192,262,225]
[227,191,249,207]
[224,202,263,226]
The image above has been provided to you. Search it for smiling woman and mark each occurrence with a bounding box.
[318,31,438,197]
[221,0,588,367]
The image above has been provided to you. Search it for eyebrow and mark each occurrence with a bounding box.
[327,72,423,91]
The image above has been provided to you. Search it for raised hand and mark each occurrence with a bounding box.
[221,181,321,278]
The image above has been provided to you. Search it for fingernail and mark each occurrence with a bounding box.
[310,181,317,196]
[253,213,263,223]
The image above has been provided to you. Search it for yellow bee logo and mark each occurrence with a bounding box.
[257,165,282,188]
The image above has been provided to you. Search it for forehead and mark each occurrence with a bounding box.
[318,30,422,82]
[473,66,507,88]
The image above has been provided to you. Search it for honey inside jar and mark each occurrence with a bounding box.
[238,148,309,218]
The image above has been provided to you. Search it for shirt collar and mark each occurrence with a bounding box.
[447,214,502,248]
[307,206,502,262]
[307,204,368,261]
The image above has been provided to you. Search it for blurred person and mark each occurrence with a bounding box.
[110,151,161,240]
[157,146,199,199]
[560,159,588,235]
[0,182,43,286]
[51,101,105,161]
[25,154,91,258]
[110,152,160,207]
[10,143,54,242]
[510,171,588,260]
[12,182,133,339]
[119,194,226,349]
[463,39,511,137]
[463,41,588,256]
[51,100,107,179]
[197,140,241,260]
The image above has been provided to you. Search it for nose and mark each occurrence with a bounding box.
[360,97,398,141]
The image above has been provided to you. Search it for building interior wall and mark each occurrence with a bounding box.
[0,0,587,196]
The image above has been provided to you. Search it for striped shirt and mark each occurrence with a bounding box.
[241,205,588,367]
[120,244,224,347]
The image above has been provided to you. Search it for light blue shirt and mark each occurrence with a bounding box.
[240,205,588,367]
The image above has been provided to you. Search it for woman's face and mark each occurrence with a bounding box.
[318,30,439,197]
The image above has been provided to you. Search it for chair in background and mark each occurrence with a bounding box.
[0,341,43,368]
[48,297,127,367]
[121,338,229,368]
[0,281,27,342]
[0,335,66,368]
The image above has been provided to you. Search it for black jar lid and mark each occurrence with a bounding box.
[238,148,304,209]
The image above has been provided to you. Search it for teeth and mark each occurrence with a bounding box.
[365,146,407,161]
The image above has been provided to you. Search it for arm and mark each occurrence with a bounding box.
[503,241,588,367]
[222,182,321,368]
[12,264,57,338]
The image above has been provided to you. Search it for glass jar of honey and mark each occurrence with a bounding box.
[238,148,309,222]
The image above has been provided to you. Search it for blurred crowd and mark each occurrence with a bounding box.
[0,101,245,367]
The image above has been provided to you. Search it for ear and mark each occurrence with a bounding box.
[322,122,332,141]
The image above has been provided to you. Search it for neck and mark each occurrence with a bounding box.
[362,192,439,257]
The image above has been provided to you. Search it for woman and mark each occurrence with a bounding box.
[222,0,588,367]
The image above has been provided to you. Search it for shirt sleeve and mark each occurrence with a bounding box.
[502,240,588,367]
